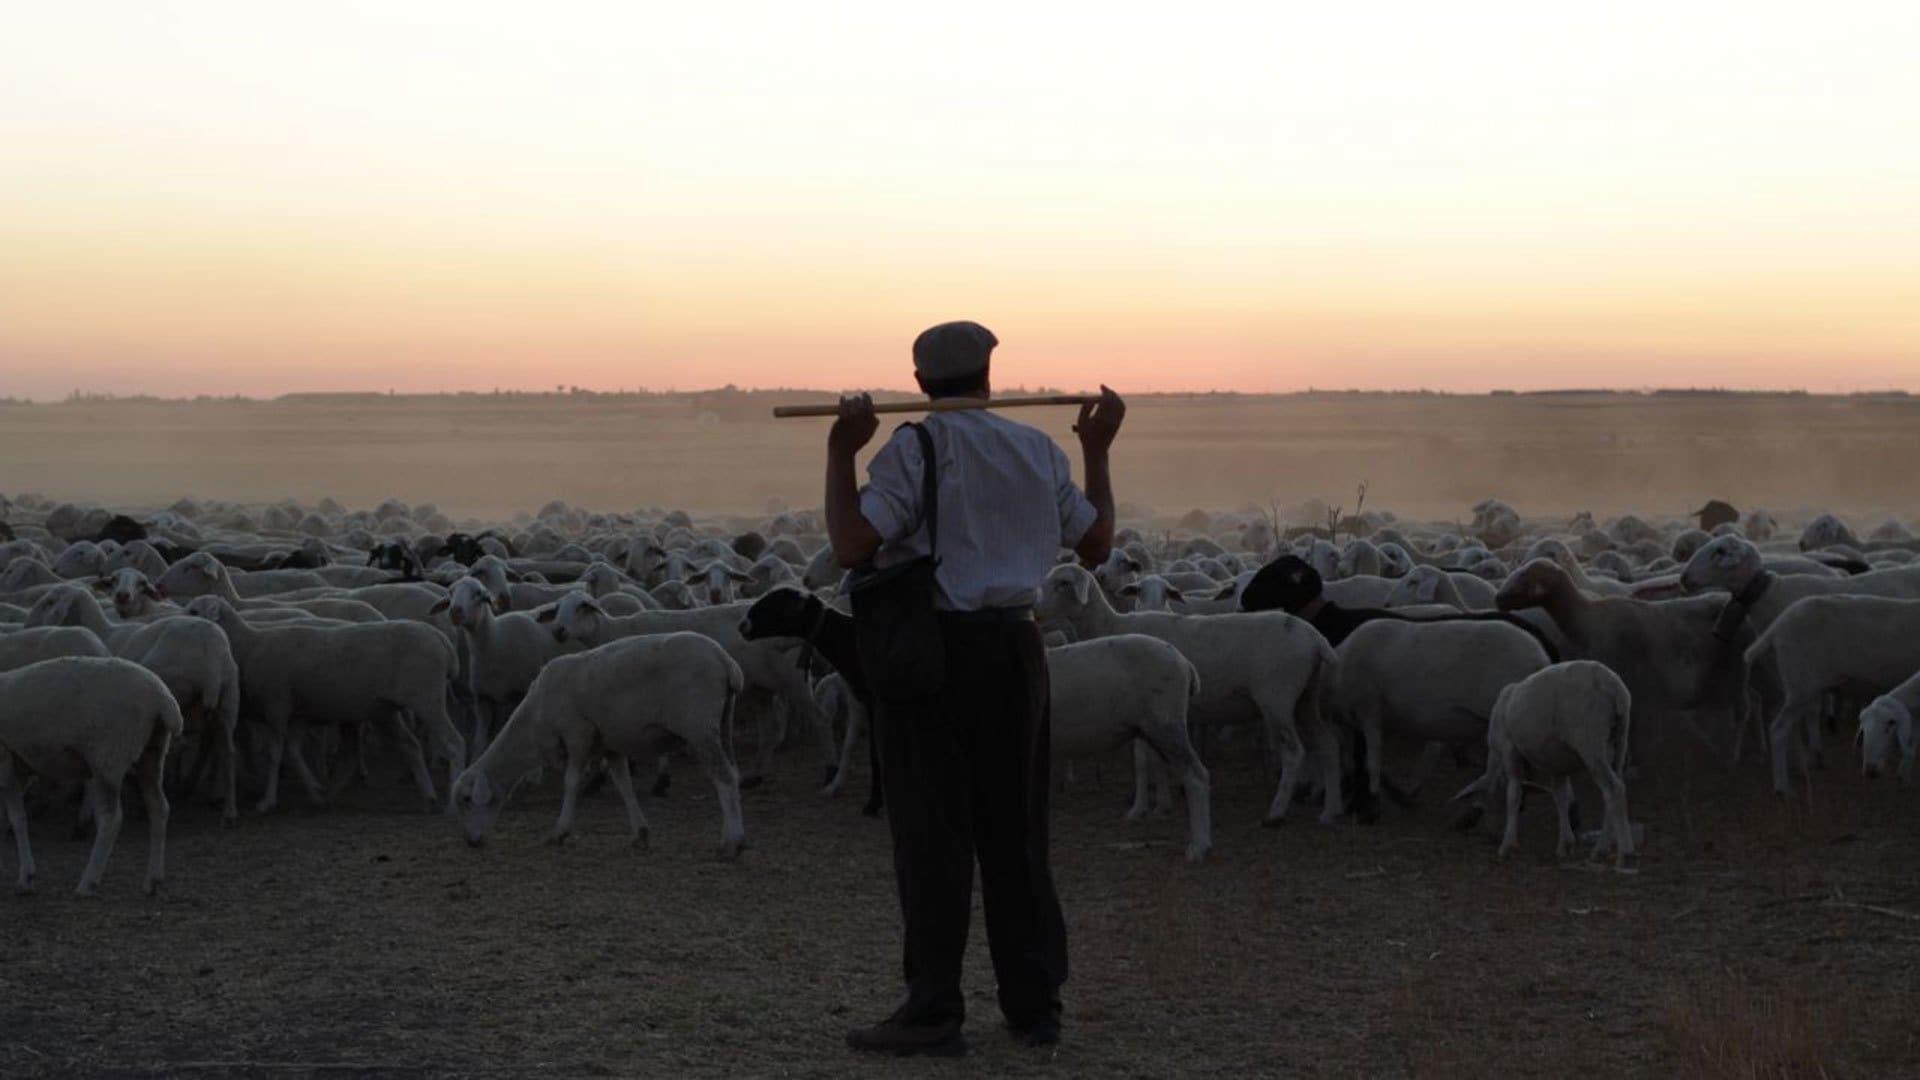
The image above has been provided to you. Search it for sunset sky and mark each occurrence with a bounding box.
[3,2,1917,400]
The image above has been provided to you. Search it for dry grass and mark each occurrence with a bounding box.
[1658,970,1854,1080]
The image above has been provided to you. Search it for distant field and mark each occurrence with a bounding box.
[3,392,1917,525]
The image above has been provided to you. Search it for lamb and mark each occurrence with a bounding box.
[1857,669,1920,782]
[1494,559,1749,761]
[539,591,831,783]
[449,632,747,858]
[1451,661,1635,869]
[183,596,465,813]
[430,577,583,752]
[1326,618,1551,817]
[1035,563,1336,826]
[0,657,182,895]
[1743,595,1920,794]
[26,585,244,823]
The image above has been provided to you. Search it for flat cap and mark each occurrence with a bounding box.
[912,320,997,381]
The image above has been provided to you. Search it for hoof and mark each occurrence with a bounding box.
[144,877,163,897]
[860,801,883,818]
[1451,807,1485,832]
[631,828,651,852]
[650,774,671,798]
[1260,813,1287,829]
[466,835,487,849]
[738,774,766,791]
[75,882,99,898]
[821,765,839,787]
[221,814,239,829]
[717,839,744,861]
[15,878,33,897]
[1185,844,1210,863]
[546,833,569,847]
[1614,855,1641,875]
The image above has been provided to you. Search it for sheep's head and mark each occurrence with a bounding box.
[433,577,497,628]
[1303,540,1340,581]
[24,585,84,628]
[1799,513,1858,552]
[100,568,163,618]
[1092,550,1143,596]
[182,595,230,623]
[1680,535,1759,594]
[1495,559,1566,612]
[738,586,813,641]
[537,590,606,644]
[0,559,55,591]
[1238,555,1320,614]
[1118,575,1183,612]
[155,552,224,599]
[686,560,752,607]
[1337,540,1381,579]
[464,556,516,611]
[1037,564,1096,620]
[1386,565,1447,607]
[650,580,697,610]
[578,561,625,597]
[1857,697,1914,781]
[450,768,504,846]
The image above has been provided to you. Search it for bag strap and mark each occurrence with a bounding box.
[909,421,939,562]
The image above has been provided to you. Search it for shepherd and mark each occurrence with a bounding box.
[825,320,1124,1057]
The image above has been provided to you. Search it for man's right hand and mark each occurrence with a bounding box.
[1073,385,1125,455]
[829,392,879,457]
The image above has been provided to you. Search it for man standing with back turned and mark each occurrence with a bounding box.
[825,321,1124,1057]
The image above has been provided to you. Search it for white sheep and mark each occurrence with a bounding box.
[1327,618,1551,816]
[430,576,584,752]
[0,625,112,670]
[449,632,747,858]
[538,591,832,782]
[1452,661,1635,869]
[0,657,182,895]
[184,596,465,813]
[26,585,244,823]
[1744,595,1920,794]
[152,554,388,622]
[1035,564,1336,826]
[1858,669,1920,782]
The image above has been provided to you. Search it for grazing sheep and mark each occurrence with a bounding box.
[1743,595,1920,794]
[1452,661,1636,870]
[0,657,182,895]
[184,597,465,813]
[1857,670,1920,782]
[450,632,747,858]
[1035,563,1336,826]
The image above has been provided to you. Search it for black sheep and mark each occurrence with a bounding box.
[738,588,883,817]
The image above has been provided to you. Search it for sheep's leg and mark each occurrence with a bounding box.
[1127,740,1153,821]
[282,722,330,806]
[76,776,124,897]
[549,755,584,846]
[412,693,467,800]
[692,734,748,860]
[1551,777,1576,860]
[387,710,439,810]
[821,695,860,798]
[1770,701,1812,796]
[218,691,240,826]
[1316,723,1346,826]
[1593,759,1635,871]
[606,753,651,850]
[255,715,288,815]
[1496,760,1524,862]
[469,698,494,760]
[650,753,673,798]
[1,758,34,894]
[1259,706,1306,826]
[1149,728,1212,862]
[136,738,171,896]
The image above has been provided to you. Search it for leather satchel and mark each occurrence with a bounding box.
[848,422,946,700]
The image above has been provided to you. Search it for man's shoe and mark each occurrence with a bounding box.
[1008,1014,1061,1048]
[845,1017,968,1058]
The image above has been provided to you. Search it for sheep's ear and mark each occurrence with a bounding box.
[428,598,450,615]
[1124,554,1144,572]
[491,595,510,615]
[727,568,754,583]
[1072,570,1092,605]
[142,582,162,600]
[504,568,525,583]
[534,607,557,623]
[1166,586,1186,603]
[1117,583,1140,596]
[91,577,111,592]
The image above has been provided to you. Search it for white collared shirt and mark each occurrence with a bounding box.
[858,410,1097,612]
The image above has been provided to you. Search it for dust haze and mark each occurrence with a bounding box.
[4,390,1917,527]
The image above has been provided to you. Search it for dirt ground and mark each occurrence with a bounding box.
[2,728,1916,1079]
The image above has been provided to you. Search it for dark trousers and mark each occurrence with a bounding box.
[872,615,1068,1028]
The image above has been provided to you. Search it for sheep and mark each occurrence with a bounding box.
[430,576,583,752]
[538,591,832,784]
[684,560,754,606]
[1743,595,1920,794]
[449,632,747,858]
[1035,563,1336,826]
[1519,538,1634,597]
[1494,559,1750,762]
[1117,574,1191,612]
[183,596,465,813]
[1326,618,1552,818]
[1799,514,1860,552]
[1471,499,1522,549]
[1451,661,1635,869]
[0,657,182,895]
[1383,565,1499,610]
[1858,669,1920,782]
[25,585,243,823]
[153,554,389,622]
[0,626,112,671]
[1680,537,1920,635]
[52,540,107,580]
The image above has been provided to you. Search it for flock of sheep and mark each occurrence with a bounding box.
[1,490,1917,896]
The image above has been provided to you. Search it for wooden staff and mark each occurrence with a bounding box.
[771,393,1099,419]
